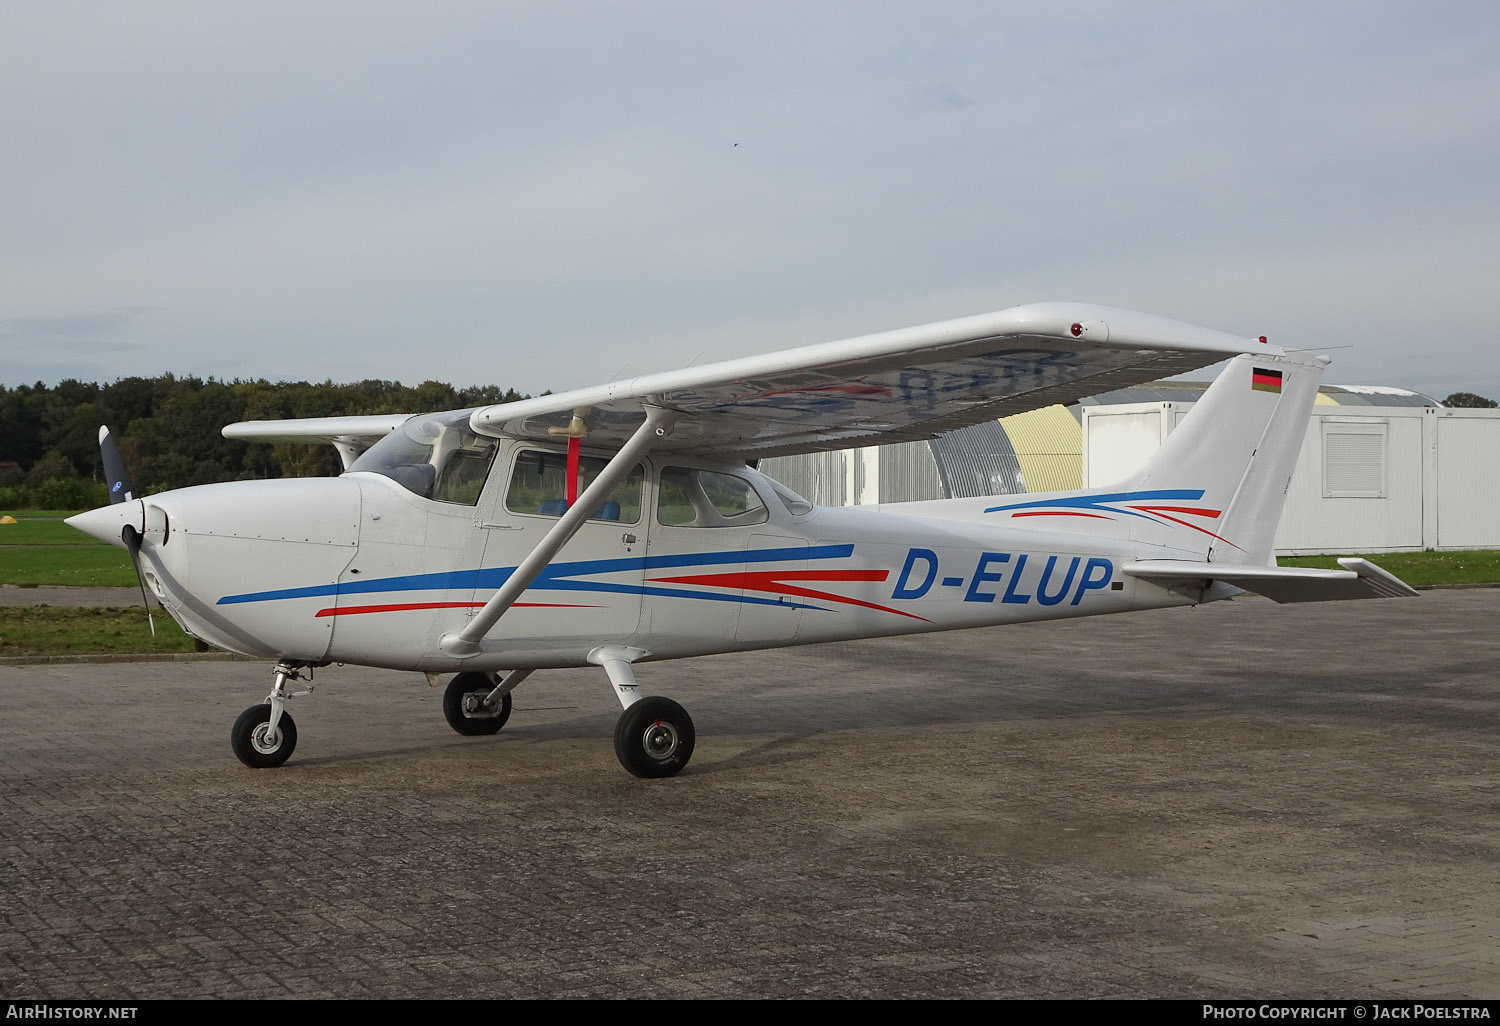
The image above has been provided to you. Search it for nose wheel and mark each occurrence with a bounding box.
[231,661,308,768]
[231,704,298,768]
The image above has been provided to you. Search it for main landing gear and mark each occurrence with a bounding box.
[442,670,523,735]
[231,661,310,768]
[614,695,695,779]
[230,654,696,778]
[594,646,695,778]
[441,649,697,779]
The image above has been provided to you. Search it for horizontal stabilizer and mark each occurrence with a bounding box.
[1122,557,1419,603]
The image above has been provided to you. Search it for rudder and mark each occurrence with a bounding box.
[1121,351,1327,565]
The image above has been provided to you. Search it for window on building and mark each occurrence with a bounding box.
[1323,423,1387,498]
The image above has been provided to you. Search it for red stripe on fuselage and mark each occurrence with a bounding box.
[1132,505,1221,519]
[1126,505,1244,551]
[314,601,598,618]
[1009,511,1112,519]
[648,568,930,622]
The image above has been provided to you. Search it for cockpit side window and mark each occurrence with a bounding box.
[658,467,769,527]
[505,449,644,524]
[432,445,496,505]
[346,410,498,506]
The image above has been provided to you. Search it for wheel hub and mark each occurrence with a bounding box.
[463,692,496,718]
[641,720,679,761]
[250,723,282,755]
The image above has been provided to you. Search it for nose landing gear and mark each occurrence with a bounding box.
[230,662,310,768]
[231,704,297,768]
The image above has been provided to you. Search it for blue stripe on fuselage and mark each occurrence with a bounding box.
[216,543,854,606]
[984,489,1205,518]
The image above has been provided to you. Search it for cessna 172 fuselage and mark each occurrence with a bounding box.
[66,303,1416,777]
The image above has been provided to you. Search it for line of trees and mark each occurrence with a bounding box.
[0,376,527,510]
[4,377,1495,511]
[1442,392,1499,409]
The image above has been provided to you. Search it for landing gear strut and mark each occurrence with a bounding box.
[231,662,309,768]
[593,646,695,778]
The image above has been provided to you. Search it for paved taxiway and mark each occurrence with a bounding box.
[2,590,1497,999]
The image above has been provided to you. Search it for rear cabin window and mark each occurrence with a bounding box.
[505,450,643,523]
[658,467,769,527]
[769,481,813,516]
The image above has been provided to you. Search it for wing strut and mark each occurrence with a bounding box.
[440,405,678,658]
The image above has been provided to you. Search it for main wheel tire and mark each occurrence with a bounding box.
[614,696,695,778]
[443,672,513,736]
[231,704,298,769]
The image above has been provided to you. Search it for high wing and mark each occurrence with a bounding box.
[471,303,1281,460]
[222,414,413,469]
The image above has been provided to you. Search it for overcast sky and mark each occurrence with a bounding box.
[3,1,1497,403]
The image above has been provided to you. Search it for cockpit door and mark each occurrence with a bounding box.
[470,444,647,648]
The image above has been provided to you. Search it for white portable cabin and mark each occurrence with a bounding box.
[1082,402,1500,554]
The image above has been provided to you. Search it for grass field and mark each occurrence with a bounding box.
[0,517,104,545]
[0,512,192,653]
[0,544,138,588]
[0,510,137,587]
[0,606,195,657]
[1279,550,1500,588]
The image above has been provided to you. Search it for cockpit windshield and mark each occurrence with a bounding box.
[346,410,498,505]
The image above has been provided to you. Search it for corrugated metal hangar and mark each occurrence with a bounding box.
[758,381,1500,555]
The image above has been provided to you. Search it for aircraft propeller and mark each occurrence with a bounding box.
[100,424,134,505]
[99,425,155,637]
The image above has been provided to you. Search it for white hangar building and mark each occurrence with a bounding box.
[757,382,1500,555]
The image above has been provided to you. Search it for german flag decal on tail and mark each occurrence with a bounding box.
[1252,367,1284,393]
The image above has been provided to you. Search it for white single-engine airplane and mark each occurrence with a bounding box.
[68,303,1417,776]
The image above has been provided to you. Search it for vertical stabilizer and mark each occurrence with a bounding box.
[1121,351,1327,565]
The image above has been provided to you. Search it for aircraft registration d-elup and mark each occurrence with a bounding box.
[68,303,1417,776]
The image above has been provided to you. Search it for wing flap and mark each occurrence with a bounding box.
[1123,558,1419,603]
